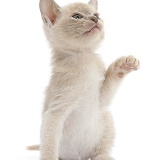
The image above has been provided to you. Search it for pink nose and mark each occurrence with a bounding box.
[90,16,98,23]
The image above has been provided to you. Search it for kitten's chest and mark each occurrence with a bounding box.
[80,53,106,84]
[59,54,106,159]
[75,53,106,108]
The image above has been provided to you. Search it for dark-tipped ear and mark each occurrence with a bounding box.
[39,0,60,24]
[88,0,98,10]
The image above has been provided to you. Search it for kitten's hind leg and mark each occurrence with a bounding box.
[91,112,115,160]
[92,157,115,160]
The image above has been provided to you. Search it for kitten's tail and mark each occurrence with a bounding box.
[26,144,40,151]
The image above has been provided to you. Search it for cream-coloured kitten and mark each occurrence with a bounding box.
[30,0,140,160]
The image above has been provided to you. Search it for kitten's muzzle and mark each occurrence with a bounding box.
[83,22,101,35]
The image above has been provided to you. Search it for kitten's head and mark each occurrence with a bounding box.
[40,0,104,52]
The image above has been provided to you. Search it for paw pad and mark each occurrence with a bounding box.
[114,55,140,77]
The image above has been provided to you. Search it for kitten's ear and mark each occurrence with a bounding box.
[39,0,60,24]
[88,0,98,10]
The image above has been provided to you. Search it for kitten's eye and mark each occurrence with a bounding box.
[72,14,83,19]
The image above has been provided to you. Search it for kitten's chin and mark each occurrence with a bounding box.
[82,26,104,45]
[82,29,104,47]
[83,23,101,35]
[83,26,99,35]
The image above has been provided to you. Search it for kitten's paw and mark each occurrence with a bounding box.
[92,157,115,160]
[114,55,140,78]
[92,155,115,160]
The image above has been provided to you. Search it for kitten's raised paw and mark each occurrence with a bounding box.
[114,55,140,78]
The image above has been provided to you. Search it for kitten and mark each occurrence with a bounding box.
[28,0,140,160]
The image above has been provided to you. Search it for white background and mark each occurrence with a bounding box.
[0,0,160,160]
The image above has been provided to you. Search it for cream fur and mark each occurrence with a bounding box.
[33,0,140,160]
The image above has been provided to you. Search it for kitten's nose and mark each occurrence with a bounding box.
[90,16,98,23]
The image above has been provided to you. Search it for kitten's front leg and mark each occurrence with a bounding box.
[41,104,77,160]
[40,69,86,160]
[40,109,65,160]
[100,55,140,107]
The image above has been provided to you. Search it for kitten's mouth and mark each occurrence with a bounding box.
[84,24,100,34]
